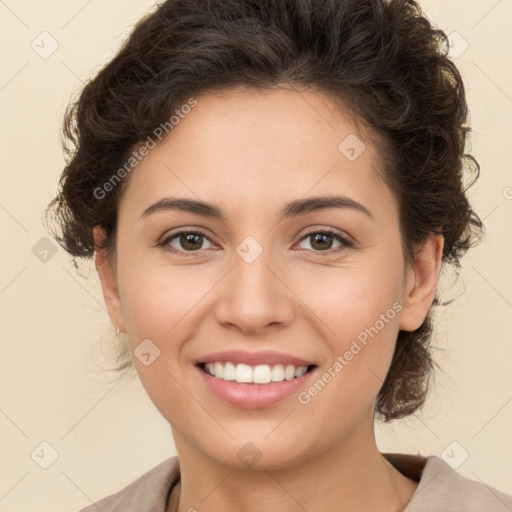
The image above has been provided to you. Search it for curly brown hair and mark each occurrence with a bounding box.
[45,0,484,422]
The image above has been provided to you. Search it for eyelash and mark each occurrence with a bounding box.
[157,228,354,257]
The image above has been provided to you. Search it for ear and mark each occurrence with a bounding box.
[399,232,444,332]
[93,226,126,333]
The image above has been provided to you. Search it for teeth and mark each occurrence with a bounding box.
[284,365,295,380]
[223,361,236,380]
[203,362,310,384]
[271,364,284,382]
[294,366,307,378]
[235,363,253,383]
[253,365,272,384]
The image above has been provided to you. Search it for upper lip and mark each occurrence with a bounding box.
[194,350,316,367]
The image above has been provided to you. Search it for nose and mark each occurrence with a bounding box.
[213,246,295,335]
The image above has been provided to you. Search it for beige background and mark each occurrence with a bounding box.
[1,1,511,510]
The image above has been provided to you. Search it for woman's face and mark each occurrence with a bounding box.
[95,87,442,469]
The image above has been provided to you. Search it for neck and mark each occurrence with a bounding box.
[168,415,418,512]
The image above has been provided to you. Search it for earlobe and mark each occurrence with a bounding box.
[399,233,444,332]
[93,226,126,332]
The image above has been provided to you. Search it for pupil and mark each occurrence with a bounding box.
[312,233,332,250]
[182,233,202,250]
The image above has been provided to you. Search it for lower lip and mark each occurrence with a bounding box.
[196,365,317,409]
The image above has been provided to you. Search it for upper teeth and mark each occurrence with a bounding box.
[204,362,308,384]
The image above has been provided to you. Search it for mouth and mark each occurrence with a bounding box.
[193,349,319,408]
[196,361,318,385]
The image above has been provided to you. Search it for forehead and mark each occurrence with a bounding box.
[119,87,396,224]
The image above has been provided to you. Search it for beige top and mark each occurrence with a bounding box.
[77,452,512,511]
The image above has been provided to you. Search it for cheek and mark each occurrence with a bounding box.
[293,268,402,438]
[117,254,199,341]
[116,262,198,418]
[295,255,403,392]
[295,258,403,342]
[115,260,213,393]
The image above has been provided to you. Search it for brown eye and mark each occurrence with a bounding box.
[161,230,214,253]
[297,229,353,253]
[178,232,204,251]
[309,233,336,251]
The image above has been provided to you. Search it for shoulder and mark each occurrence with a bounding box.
[384,452,512,511]
[76,456,180,512]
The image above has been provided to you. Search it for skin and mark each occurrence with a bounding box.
[94,86,444,512]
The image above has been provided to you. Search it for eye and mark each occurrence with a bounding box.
[158,229,214,255]
[296,229,353,254]
[157,227,353,257]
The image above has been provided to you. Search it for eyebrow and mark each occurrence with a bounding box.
[141,195,373,221]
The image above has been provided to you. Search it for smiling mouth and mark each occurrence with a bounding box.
[197,362,317,384]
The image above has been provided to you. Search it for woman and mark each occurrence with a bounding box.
[45,0,512,510]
